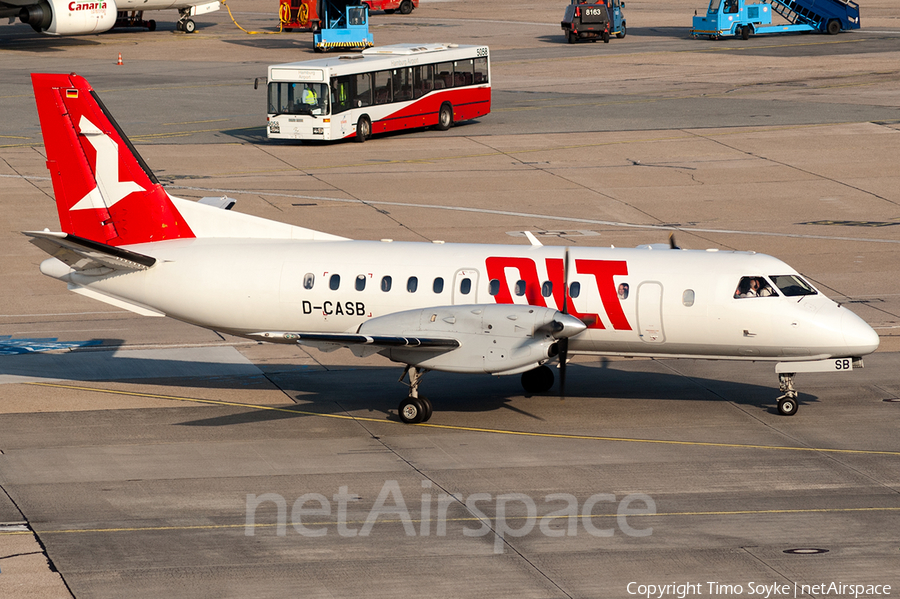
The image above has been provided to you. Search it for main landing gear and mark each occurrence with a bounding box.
[398,366,433,424]
[776,372,799,416]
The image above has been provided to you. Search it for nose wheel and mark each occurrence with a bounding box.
[398,366,433,423]
[776,372,799,416]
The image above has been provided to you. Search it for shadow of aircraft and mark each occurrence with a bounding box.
[0,337,816,425]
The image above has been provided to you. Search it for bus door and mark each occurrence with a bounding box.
[331,76,352,137]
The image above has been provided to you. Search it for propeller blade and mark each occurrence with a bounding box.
[558,337,568,398]
[562,247,570,315]
[559,247,572,400]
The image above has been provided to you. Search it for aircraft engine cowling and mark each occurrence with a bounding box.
[20,0,116,35]
[359,304,586,375]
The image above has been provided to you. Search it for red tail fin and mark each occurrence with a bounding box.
[32,73,194,246]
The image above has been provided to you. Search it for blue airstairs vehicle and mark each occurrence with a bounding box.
[691,0,860,40]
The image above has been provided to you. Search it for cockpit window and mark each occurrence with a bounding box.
[770,275,817,297]
[734,276,778,299]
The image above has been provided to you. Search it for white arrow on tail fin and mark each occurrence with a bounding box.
[70,116,145,212]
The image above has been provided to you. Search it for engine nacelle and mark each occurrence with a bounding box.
[360,304,585,375]
[20,0,116,35]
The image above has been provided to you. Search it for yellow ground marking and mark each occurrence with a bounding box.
[26,381,900,456]
[2,506,898,536]
[162,118,231,126]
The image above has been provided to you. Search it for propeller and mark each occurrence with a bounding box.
[559,247,571,397]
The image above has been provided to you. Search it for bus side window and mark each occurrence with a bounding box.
[454,59,474,86]
[354,73,372,107]
[373,70,391,105]
[413,64,433,99]
[392,67,412,102]
[474,57,488,84]
[435,62,453,89]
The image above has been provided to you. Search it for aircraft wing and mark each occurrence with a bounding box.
[24,231,156,272]
[248,331,460,356]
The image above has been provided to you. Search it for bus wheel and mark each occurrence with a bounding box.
[616,23,626,38]
[399,0,413,14]
[567,31,577,44]
[356,116,371,143]
[602,31,610,43]
[436,103,453,131]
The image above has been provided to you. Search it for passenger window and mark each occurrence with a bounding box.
[683,289,695,307]
[460,278,471,295]
[514,280,526,297]
[473,57,488,84]
[453,59,474,87]
[435,62,453,89]
[407,276,418,293]
[413,64,433,99]
[303,273,315,290]
[433,277,444,293]
[355,275,366,291]
[488,279,500,296]
[381,276,392,292]
[392,67,412,102]
[617,283,629,300]
[329,274,340,290]
[541,281,552,297]
[373,70,391,105]
[354,73,372,108]
[569,282,581,298]
[770,275,815,297]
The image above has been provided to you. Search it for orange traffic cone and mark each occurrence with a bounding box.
[116,53,123,66]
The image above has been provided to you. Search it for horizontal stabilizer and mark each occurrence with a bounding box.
[24,231,156,272]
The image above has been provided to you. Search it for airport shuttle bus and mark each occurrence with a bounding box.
[266,43,490,142]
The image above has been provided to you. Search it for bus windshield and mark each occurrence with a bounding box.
[268,82,330,116]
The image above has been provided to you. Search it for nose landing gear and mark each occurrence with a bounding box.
[776,372,799,416]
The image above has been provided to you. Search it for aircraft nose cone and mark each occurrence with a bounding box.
[552,313,587,339]
[841,309,880,356]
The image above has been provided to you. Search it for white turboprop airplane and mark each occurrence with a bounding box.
[25,73,880,423]
[2,0,218,34]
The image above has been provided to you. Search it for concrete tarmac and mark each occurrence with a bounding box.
[1,1,899,597]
